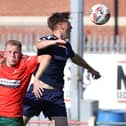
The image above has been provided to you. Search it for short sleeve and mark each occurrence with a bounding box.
[37,35,58,56]
[37,46,54,56]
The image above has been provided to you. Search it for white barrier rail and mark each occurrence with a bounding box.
[0,32,126,54]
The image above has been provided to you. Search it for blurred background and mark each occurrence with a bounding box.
[0,0,126,125]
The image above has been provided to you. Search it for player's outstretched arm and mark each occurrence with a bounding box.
[71,54,101,79]
[35,39,66,49]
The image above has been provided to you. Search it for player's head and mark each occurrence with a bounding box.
[47,12,72,39]
[4,40,22,67]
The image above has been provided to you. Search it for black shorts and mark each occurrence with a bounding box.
[23,84,67,120]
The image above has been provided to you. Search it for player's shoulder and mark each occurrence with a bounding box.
[40,34,58,40]
[22,55,29,59]
[21,55,37,64]
[21,55,32,61]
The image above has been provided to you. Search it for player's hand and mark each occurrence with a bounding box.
[0,52,5,67]
[33,77,44,98]
[0,57,5,67]
[89,69,101,79]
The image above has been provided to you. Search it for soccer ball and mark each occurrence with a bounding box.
[89,4,110,25]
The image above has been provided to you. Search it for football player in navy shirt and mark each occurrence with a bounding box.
[23,12,101,126]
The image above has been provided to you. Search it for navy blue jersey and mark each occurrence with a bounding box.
[36,35,75,89]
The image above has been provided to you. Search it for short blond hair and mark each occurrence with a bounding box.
[5,40,22,50]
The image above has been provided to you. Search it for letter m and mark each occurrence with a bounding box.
[117,65,126,89]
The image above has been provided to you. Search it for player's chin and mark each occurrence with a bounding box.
[10,61,18,66]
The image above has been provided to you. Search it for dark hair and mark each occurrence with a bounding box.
[47,12,70,30]
[5,40,22,50]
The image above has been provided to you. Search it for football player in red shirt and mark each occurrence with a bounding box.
[0,39,55,126]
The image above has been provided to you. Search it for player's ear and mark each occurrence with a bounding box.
[60,23,65,31]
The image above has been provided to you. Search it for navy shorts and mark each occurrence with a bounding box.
[23,84,67,120]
